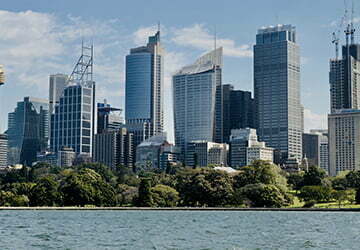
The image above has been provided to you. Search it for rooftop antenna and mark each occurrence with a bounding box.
[350,0,356,44]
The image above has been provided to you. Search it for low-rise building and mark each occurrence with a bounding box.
[186,141,229,167]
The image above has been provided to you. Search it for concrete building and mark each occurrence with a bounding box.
[94,128,134,169]
[303,130,329,173]
[173,48,223,161]
[0,134,8,168]
[136,135,179,170]
[186,141,228,168]
[222,84,255,143]
[36,146,76,167]
[125,30,164,150]
[7,97,49,166]
[49,74,68,116]
[229,128,273,168]
[329,110,360,176]
[254,24,302,162]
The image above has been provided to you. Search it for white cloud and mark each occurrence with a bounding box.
[304,109,327,132]
[172,24,252,58]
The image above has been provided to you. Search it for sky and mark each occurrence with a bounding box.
[0,0,359,142]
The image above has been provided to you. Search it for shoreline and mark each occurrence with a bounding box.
[0,207,360,212]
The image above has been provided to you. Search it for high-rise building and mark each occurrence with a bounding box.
[302,130,329,172]
[97,102,123,134]
[229,128,273,168]
[0,134,8,168]
[50,44,95,158]
[7,97,49,165]
[49,74,68,116]
[173,48,223,160]
[125,30,164,147]
[94,128,134,169]
[254,24,302,161]
[330,44,360,113]
[185,141,228,168]
[222,84,255,143]
[328,110,360,176]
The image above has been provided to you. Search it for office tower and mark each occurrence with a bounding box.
[49,74,68,115]
[136,134,179,170]
[0,65,5,86]
[0,134,8,168]
[328,110,360,176]
[222,84,255,143]
[7,97,49,166]
[97,102,123,134]
[302,130,329,172]
[229,128,273,168]
[254,24,302,161]
[173,48,223,160]
[94,128,134,169]
[185,141,228,168]
[125,30,164,148]
[330,45,360,113]
[50,44,95,158]
[301,105,304,133]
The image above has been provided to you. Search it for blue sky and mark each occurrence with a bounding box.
[0,0,359,141]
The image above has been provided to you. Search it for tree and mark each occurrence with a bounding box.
[287,172,304,190]
[136,178,153,207]
[298,186,333,203]
[151,184,179,207]
[302,166,326,186]
[329,176,348,191]
[236,183,292,208]
[176,168,234,207]
[29,176,62,206]
[116,184,138,206]
[0,191,29,206]
[346,171,360,188]
[332,190,348,208]
[60,168,116,207]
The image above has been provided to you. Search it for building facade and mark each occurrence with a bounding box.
[50,84,95,157]
[303,130,329,172]
[94,128,134,169]
[49,74,68,116]
[0,134,8,168]
[125,31,164,148]
[7,97,49,165]
[97,102,123,134]
[328,110,360,176]
[185,141,228,167]
[254,24,302,162]
[222,84,255,143]
[173,48,223,160]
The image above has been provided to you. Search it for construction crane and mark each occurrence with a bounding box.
[332,11,347,59]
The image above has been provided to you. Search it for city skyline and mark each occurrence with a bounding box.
[0,0,359,142]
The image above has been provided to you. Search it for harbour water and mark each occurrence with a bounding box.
[0,210,359,249]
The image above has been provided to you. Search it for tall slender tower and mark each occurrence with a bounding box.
[125,30,164,148]
[50,43,95,157]
[173,48,223,160]
[254,24,302,162]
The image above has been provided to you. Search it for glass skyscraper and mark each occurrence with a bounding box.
[254,24,302,161]
[7,97,49,165]
[49,74,68,116]
[125,31,164,148]
[173,48,223,160]
[50,84,95,156]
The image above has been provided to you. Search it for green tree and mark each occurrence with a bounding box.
[116,184,138,206]
[346,171,360,188]
[329,176,348,190]
[151,184,179,207]
[60,168,116,207]
[287,172,304,190]
[298,185,333,203]
[236,183,292,208]
[302,166,326,186]
[0,191,29,206]
[332,190,348,208]
[29,176,62,206]
[136,178,153,207]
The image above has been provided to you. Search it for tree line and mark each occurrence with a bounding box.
[1,160,360,208]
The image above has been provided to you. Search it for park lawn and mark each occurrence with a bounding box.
[314,201,360,209]
[287,195,304,208]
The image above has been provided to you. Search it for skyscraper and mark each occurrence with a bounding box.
[7,97,49,165]
[125,30,164,147]
[97,102,123,134]
[173,48,223,160]
[254,24,302,161]
[0,134,8,168]
[330,44,360,113]
[49,74,68,115]
[50,43,95,158]
[222,84,255,143]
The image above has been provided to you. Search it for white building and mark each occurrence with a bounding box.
[0,134,8,168]
[230,128,274,168]
[186,141,228,167]
[329,110,360,176]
